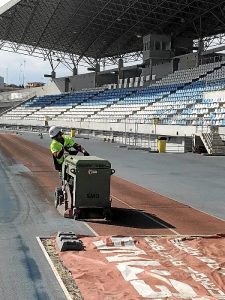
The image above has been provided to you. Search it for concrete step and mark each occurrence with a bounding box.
[212,148,225,151]
[212,147,225,152]
[211,152,225,156]
[212,142,225,147]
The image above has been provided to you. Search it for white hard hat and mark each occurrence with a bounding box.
[49,126,60,138]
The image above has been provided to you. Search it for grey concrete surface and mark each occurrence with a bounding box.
[19,131,225,221]
[0,149,94,300]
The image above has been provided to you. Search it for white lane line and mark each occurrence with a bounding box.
[112,194,180,235]
[126,234,215,237]
[36,237,73,300]
[84,222,99,236]
[118,176,225,223]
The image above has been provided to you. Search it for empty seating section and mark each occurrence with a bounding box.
[201,65,225,81]
[24,94,62,107]
[153,61,223,86]
[50,91,100,122]
[1,61,225,126]
[124,84,183,124]
[50,91,97,107]
[2,107,38,120]
[59,89,135,122]
[208,104,225,126]
[165,80,225,125]
[1,91,98,121]
[1,94,64,120]
[24,106,68,121]
[128,79,225,125]
[112,62,223,89]
[90,85,180,122]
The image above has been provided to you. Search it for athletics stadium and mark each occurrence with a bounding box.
[0,0,225,299]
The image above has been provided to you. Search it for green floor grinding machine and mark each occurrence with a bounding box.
[54,155,115,220]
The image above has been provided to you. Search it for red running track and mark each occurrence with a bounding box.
[1,133,225,236]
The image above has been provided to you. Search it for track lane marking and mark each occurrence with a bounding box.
[115,176,225,223]
[36,237,73,300]
[84,222,99,236]
[111,194,180,235]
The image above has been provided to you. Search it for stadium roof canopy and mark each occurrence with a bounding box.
[1,0,225,60]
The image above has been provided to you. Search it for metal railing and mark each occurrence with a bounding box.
[0,123,189,153]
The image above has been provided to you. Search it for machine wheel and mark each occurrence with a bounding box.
[74,208,80,220]
[74,212,80,220]
[55,187,63,208]
[103,208,112,221]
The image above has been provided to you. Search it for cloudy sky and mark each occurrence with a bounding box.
[0,0,86,85]
[0,50,77,86]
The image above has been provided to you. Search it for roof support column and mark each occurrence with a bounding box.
[149,59,153,80]
[45,52,61,79]
[118,58,124,80]
[51,70,56,79]
[73,66,78,76]
[95,62,100,73]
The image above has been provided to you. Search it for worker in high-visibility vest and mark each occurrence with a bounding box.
[49,126,90,171]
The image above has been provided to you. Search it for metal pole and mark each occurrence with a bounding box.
[134,123,137,146]
[6,67,8,85]
[125,119,127,145]
[23,60,26,87]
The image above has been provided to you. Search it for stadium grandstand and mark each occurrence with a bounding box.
[0,0,225,154]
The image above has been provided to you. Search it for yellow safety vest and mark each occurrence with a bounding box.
[50,135,75,165]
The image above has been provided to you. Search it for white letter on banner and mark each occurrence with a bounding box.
[106,252,146,262]
[150,274,197,297]
[94,237,197,298]
[131,278,197,299]
[169,279,197,297]
[117,263,197,298]
[111,237,136,247]
[151,270,171,276]
[94,237,147,262]
[117,265,144,281]
[94,237,140,250]
[131,280,172,298]
[117,261,161,281]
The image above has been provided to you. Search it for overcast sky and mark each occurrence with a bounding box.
[0,0,87,85]
[0,50,78,85]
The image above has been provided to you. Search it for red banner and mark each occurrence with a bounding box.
[56,235,225,299]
